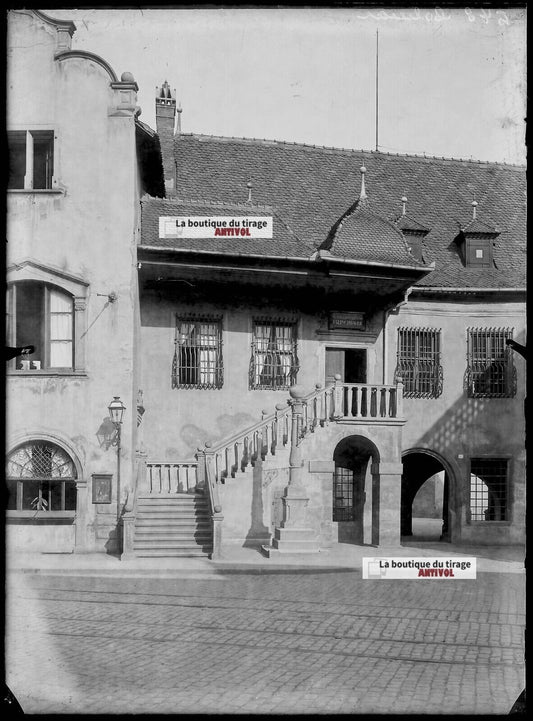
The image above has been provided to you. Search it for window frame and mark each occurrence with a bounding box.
[6,441,78,517]
[6,261,88,375]
[6,281,74,371]
[7,129,57,191]
[332,465,355,521]
[249,318,299,391]
[465,237,493,268]
[465,327,516,398]
[171,315,224,390]
[468,457,510,523]
[394,327,443,399]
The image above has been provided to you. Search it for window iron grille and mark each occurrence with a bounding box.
[172,317,223,389]
[332,466,355,521]
[394,327,443,398]
[250,320,299,390]
[465,327,516,398]
[469,458,508,522]
[6,441,77,512]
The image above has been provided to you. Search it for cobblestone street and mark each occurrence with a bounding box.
[6,565,525,715]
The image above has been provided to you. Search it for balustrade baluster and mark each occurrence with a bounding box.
[370,387,377,417]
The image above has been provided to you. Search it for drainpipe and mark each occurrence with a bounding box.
[383,288,412,384]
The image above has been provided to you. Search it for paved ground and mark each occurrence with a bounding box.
[5,541,525,716]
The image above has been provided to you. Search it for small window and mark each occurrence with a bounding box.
[6,282,74,370]
[172,317,223,389]
[6,441,77,512]
[465,237,492,267]
[469,458,509,522]
[333,466,355,521]
[465,328,516,398]
[250,320,299,390]
[8,130,54,190]
[394,328,443,398]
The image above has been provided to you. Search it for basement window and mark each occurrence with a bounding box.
[8,130,55,190]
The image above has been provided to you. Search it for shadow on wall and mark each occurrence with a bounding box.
[416,392,523,457]
[177,412,257,457]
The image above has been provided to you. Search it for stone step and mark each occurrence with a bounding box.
[137,509,211,521]
[134,548,211,557]
[137,494,206,501]
[135,528,211,536]
[135,517,211,526]
[134,541,212,549]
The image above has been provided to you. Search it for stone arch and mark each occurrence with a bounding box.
[332,434,380,545]
[6,431,89,551]
[401,448,456,542]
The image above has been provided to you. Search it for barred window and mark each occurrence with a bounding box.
[466,328,516,398]
[394,328,443,398]
[6,441,77,512]
[333,466,355,521]
[172,317,223,389]
[469,458,509,522]
[250,320,299,390]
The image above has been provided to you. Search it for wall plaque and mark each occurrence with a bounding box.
[328,311,366,330]
[92,473,112,504]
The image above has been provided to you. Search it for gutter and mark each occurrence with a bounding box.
[137,244,434,274]
[412,286,525,293]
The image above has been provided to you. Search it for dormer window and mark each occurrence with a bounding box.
[466,237,492,267]
[394,197,430,262]
[457,201,499,269]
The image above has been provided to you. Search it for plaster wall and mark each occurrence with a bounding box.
[6,10,141,552]
[388,298,526,544]
[139,293,384,460]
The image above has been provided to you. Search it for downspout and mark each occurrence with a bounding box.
[383,288,412,384]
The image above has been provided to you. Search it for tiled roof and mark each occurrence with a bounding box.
[460,217,499,235]
[321,197,425,267]
[140,197,315,258]
[394,214,430,235]
[168,134,525,289]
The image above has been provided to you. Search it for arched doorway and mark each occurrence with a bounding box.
[332,435,379,545]
[401,450,451,542]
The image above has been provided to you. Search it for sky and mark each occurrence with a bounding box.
[42,5,526,164]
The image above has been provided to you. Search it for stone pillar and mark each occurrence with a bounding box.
[263,385,320,556]
[371,461,403,546]
[73,479,89,553]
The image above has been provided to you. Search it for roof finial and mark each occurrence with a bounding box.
[471,199,478,220]
[401,195,407,216]
[359,166,367,201]
[246,179,253,203]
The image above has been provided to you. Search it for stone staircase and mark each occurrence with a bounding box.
[133,493,213,557]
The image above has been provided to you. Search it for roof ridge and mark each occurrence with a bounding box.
[176,133,526,170]
[142,195,274,211]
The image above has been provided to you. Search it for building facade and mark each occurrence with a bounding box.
[133,87,526,556]
[5,9,162,554]
[5,10,526,560]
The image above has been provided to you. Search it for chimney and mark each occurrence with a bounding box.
[155,80,176,193]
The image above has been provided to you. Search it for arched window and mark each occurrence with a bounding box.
[6,281,74,370]
[6,441,77,512]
